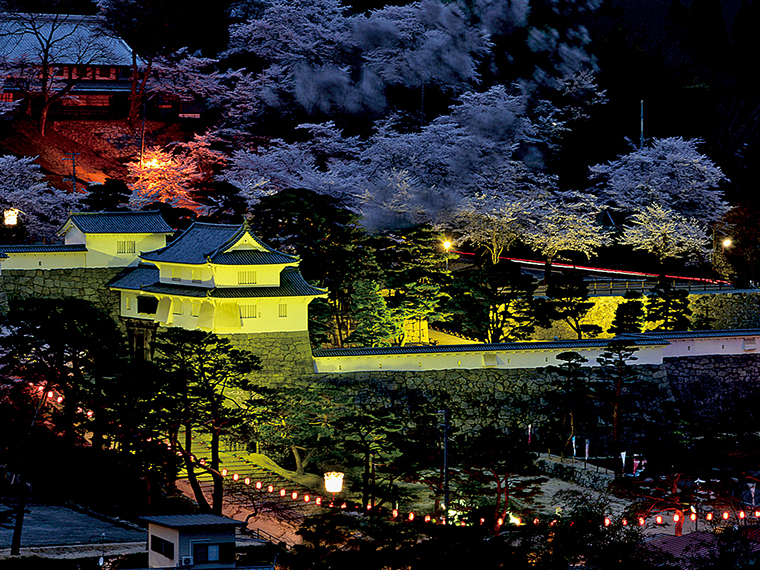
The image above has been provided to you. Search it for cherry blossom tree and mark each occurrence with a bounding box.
[127,147,200,209]
[619,203,708,263]
[589,137,728,224]
[0,155,80,239]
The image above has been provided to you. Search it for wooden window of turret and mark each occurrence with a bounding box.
[240,304,257,319]
[238,270,257,285]
[279,303,287,318]
[117,240,135,254]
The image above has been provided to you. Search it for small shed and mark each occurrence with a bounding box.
[141,514,243,569]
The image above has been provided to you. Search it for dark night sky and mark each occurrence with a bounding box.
[614,0,742,29]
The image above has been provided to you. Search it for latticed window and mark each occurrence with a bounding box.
[238,270,257,284]
[192,269,202,283]
[116,240,135,254]
[240,304,257,319]
[279,303,287,318]
[171,267,181,282]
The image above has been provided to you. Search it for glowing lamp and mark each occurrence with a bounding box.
[755,510,760,518]
[315,497,322,505]
[304,494,310,503]
[200,459,206,466]
[638,517,645,526]
[232,473,239,482]
[690,513,697,522]
[280,489,286,497]
[461,521,466,526]
[340,503,346,509]
[409,512,415,521]
[221,468,228,477]
[443,240,451,251]
[56,396,63,403]
[480,518,485,525]
[706,513,713,521]
[324,471,344,494]
[497,518,503,526]
[392,509,398,518]
[604,517,611,527]
[244,477,250,485]
[425,515,431,523]
[366,503,372,511]
[267,485,274,493]
[723,238,732,248]
[673,514,680,522]
[656,515,663,525]
[3,208,20,226]
[622,519,628,526]
[255,481,262,489]
[740,511,746,519]
[723,512,730,520]
[291,491,298,500]
[47,391,54,399]
[533,518,540,526]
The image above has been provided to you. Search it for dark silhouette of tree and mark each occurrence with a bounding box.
[646,277,692,331]
[608,291,646,335]
[152,329,260,514]
[540,271,602,339]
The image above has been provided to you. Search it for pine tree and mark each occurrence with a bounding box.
[608,291,646,335]
[646,277,692,332]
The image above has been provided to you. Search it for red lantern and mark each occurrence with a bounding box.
[425,515,431,523]
[255,481,262,489]
[497,518,503,526]
[638,517,645,526]
[392,509,398,518]
[722,512,730,520]
[656,515,663,525]
[244,477,250,485]
[690,513,697,522]
[280,489,286,497]
[622,519,628,526]
[316,497,322,505]
[673,514,680,522]
[291,491,298,500]
[221,468,228,477]
[604,517,611,527]
[409,512,415,521]
[740,511,746,520]
[267,485,274,493]
[232,473,239,482]
[706,513,713,521]
[304,494,310,503]
[533,518,540,525]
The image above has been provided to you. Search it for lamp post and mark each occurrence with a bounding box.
[3,208,22,226]
[443,240,451,271]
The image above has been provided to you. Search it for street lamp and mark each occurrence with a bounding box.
[443,240,452,271]
[722,238,732,251]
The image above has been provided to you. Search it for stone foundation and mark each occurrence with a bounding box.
[224,331,315,384]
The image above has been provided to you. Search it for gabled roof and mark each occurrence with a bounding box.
[0,13,135,66]
[59,212,173,235]
[141,222,297,266]
[109,265,326,298]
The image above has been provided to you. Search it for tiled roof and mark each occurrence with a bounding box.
[621,329,760,340]
[141,514,243,528]
[0,13,135,66]
[110,265,326,299]
[141,222,297,266]
[62,212,173,235]
[313,337,669,358]
[0,244,87,254]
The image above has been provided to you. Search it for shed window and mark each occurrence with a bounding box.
[117,240,135,254]
[279,303,287,318]
[150,535,174,560]
[194,543,234,564]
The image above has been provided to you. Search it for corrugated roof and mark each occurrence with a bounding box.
[62,212,173,235]
[313,337,669,358]
[141,222,297,266]
[141,514,243,528]
[110,265,326,299]
[0,244,87,253]
[0,13,135,66]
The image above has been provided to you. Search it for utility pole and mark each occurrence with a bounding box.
[62,152,80,192]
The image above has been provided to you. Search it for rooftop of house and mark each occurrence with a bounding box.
[110,264,326,298]
[59,211,174,235]
[0,244,87,254]
[0,13,134,66]
[141,514,243,530]
[140,222,298,266]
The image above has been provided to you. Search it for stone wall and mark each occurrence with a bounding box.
[1,267,124,325]
[224,331,315,385]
